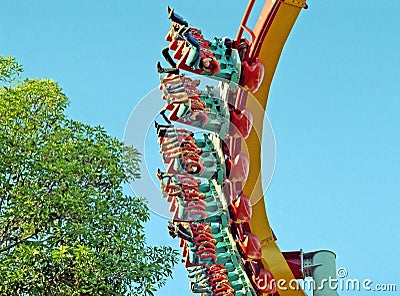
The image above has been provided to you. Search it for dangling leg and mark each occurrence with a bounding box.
[167,93,189,104]
[159,108,172,124]
[157,61,180,75]
[155,120,173,131]
[167,6,189,27]
[166,84,185,94]
[162,47,177,68]
[161,74,182,85]
[184,33,201,69]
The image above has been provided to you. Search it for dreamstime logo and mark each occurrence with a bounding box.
[336,267,348,278]
[271,268,397,293]
[123,75,276,219]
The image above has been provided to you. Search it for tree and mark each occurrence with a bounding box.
[0,56,178,295]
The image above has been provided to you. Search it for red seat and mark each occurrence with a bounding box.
[238,233,262,261]
[228,152,249,183]
[169,37,181,51]
[241,58,265,92]
[230,193,252,223]
[252,268,277,294]
[229,108,253,139]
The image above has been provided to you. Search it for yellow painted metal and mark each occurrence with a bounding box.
[283,0,308,9]
[242,0,307,295]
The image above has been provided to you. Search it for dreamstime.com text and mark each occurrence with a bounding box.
[261,268,397,292]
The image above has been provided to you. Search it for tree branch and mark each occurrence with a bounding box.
[0,231,37,253]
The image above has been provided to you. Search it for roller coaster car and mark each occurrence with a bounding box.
[165,22,264,92]
[161,100,230,138]
[158,127,200,151]
[181,224,220,265]
[163,100,253,142]
[161,176,223,224]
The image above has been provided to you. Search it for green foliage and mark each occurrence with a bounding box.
[0,56,23,83]
[0,57,178,295]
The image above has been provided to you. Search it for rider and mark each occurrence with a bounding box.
[157,7,220,75]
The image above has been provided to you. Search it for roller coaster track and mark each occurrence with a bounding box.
[239,1,308,296]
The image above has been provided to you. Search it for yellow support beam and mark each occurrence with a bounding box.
[242,0,307,295]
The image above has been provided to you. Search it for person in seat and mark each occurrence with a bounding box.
[157,7,220,75]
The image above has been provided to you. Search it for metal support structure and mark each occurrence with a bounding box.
[303,250,340,296]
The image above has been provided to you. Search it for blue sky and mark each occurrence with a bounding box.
[2,1,399,295]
